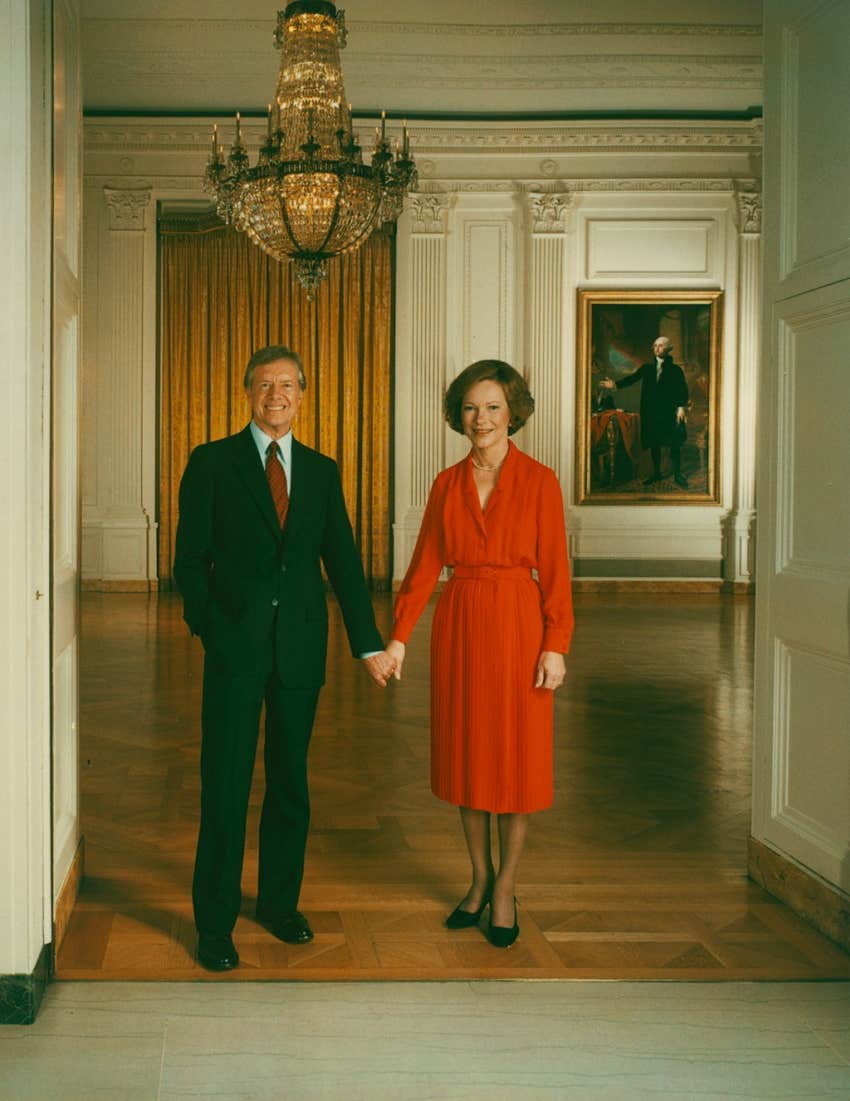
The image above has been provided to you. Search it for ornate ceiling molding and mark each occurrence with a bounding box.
[412,125,763,151]
[347,21,762,38]
[87,176,754,199]
[83,18,762,39]
[420,179,744,194]
[87,52,760,93]
[85,120,763,155]
[343,55,761,91]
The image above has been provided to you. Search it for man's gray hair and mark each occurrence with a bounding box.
[244,345,307,390]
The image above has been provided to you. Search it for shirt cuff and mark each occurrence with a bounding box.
[359,651,382,659]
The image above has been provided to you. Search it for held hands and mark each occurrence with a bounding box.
[385,639,406,681]
[535,650,566,691]
[362,640,406,688]
[600,378,616,390]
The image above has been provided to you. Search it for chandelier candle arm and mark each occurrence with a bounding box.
[202,0,417,297]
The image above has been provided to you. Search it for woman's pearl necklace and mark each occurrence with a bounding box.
[471,451,507,472]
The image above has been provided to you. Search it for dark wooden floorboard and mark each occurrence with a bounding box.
[57,592,850,980]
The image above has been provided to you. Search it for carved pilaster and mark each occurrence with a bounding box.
[726,184,761,586]
[89,185,153,581]
[523,189,570,476]
[406,192,451,509]
[103,187,151,231]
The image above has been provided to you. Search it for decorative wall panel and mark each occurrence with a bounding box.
[586,220,713,279]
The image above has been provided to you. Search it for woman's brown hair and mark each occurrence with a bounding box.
[443,360,534,436]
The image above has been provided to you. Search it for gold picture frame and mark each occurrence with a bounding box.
[576,289,723,505]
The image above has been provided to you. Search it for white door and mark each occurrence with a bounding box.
[753,1,850,893]
[52,0,83,913]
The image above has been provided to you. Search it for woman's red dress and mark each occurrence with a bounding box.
[392,443,573,813]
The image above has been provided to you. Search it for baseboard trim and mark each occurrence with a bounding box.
[0,943,50,1025]
[81,579,158,593]
[724,580,755,595]
[390,578,729,595]
[748,836,850,953]
[572,579,723,593]
[54,836,84,960]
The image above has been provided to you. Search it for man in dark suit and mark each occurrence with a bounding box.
[602,336,689,488]
[174,344,394,971]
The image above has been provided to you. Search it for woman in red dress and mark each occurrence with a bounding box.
[385,361,573,947]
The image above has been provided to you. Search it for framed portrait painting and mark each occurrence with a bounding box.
[575,289,723,504]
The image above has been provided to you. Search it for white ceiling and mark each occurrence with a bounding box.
[81,0,763,117]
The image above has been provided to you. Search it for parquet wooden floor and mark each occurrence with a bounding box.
[57,592,850,981]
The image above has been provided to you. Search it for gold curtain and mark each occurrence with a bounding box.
[159,217,393,587]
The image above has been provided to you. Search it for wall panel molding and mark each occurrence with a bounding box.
[770,639,850,884]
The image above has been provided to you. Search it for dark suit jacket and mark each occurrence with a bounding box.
[616,358,689,449]
[173,426,382,688]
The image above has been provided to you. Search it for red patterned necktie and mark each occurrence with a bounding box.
[265,441,289,529]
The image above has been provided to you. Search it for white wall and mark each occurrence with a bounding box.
[0,0,53,980]
[81,117,762,589]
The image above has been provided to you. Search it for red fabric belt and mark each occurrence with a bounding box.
[451,565,533,581]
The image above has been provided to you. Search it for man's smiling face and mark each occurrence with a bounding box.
[247,358,304,439]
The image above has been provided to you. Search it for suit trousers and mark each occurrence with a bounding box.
[649,443,682,476]
[192,629,320,935]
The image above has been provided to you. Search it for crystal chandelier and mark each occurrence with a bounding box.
[204,0,417,297]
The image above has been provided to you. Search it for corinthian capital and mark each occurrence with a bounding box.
[409,193,451,235]
[527,190,571,234]
[734,186,762,235]
[104,187,152,231]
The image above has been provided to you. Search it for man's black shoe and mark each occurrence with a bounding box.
[674,473,688,488]
[257,908,314,944]
[197,933,239,971]
[642,473,661,486]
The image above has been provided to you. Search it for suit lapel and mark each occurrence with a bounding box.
[282,438,315,546]
[232,425,282,540]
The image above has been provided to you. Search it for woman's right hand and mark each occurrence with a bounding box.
[385,639,406,681]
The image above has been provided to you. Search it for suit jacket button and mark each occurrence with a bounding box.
[271,597,279,607]
[281,564,287,573]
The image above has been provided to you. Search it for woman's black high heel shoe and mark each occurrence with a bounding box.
[487,897,519,948]
[445,890,492,930]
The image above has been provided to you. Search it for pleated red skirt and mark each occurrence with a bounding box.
[429,565,554,814]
